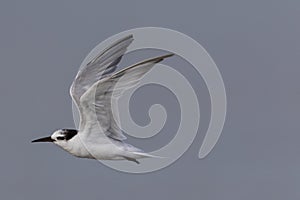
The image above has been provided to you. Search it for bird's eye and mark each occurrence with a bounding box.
[57,136,65,140]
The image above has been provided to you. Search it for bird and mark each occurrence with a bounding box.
[31,35,173,164]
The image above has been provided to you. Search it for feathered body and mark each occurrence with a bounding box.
[32,35,173,164]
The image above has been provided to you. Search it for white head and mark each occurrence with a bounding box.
[32,129,78,147]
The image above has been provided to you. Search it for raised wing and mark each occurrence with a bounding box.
[70,35,134,107]
[79,54,174,141]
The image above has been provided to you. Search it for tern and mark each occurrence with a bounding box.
[32,35,173,164]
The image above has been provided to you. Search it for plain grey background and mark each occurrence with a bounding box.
[1,0,299,199]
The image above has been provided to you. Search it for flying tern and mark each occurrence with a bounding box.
[32,35,173,164]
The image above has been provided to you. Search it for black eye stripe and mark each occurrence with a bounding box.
[62,129,78,140]
[57,136,65,140]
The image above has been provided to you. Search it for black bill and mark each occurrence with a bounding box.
[31,136,54,143]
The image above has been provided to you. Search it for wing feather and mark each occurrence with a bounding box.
[79,54,174,140]
[70,35,134,106]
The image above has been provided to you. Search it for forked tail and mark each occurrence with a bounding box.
[123,152,164,164]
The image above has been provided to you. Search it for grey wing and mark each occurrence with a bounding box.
[70,35,134,107]
[79,53,174,140]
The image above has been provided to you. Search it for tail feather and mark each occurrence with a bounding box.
[132,152,165,159]
[122,152,165,164]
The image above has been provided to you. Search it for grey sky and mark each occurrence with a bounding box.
[1,0,299,199]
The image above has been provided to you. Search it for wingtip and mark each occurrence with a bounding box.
[165,53,175,57]
[160,53,175,59]
[126,34,134,39]
[153,53,175,63]
[86,34,134,67]
[119,34,134,43]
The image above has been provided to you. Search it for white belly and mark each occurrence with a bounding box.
[57,136,126,160]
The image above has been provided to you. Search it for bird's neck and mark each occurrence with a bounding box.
[59,135,92,158]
